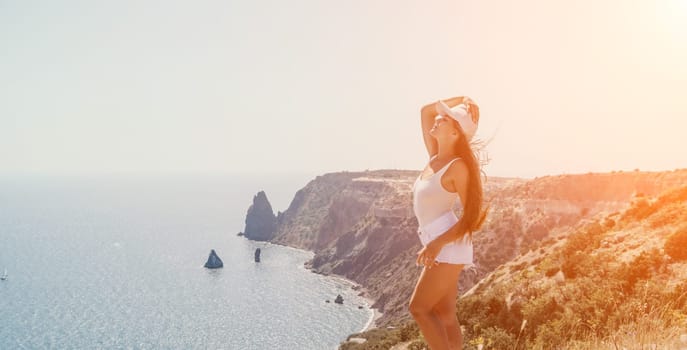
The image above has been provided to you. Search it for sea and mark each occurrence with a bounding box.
[0,174,373,350]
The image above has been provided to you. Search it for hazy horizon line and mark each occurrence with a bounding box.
[2,165,686,181]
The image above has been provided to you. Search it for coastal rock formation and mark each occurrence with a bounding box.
[242,168,687,329]
[204,249,223,269]
[243,191,277,241]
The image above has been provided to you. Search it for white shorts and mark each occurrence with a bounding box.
[417,211,474,266]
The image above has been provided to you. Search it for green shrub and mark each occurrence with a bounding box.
[665,226,687,261]
[618,248,665,293]
[561,251,586,279]
[407,339,427,350]
[649,202,686,228]
[479,326,516,349]
[521,295,563,332]
[545,266,560,277]
[531,256,544,266]
[530,317,571,349]
[655,185,687,206]
[511,261,528,272]
[562,221,606,258]
[622,197,658,221]
[398,322,420,342]
[603,218,615,229]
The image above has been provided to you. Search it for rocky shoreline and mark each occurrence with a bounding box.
[362,300,384,332]
[324,273,384,332]
[255,239,383,333]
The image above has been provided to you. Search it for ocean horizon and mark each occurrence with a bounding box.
[0,175,374,349]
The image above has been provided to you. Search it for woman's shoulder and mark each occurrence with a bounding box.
[443,158,469,197]
[445,158,469,180]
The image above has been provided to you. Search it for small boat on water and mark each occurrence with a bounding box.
[1,268,7,281]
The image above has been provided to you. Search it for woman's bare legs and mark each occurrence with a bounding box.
[432,275,463,350]
[409,262,464,350]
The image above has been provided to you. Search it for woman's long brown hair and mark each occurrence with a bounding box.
[451,102,488,241]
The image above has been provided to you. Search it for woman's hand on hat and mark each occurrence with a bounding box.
[434,100,449,116]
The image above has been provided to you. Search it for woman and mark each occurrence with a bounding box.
[408,96,488,350]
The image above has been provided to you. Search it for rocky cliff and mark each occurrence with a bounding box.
[243,168,687,329]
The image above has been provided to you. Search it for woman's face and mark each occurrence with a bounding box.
[430,114,460,141]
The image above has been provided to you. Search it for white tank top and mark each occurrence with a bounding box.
[412,157,463,229]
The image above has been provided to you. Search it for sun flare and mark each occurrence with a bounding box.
[662,0,687,39]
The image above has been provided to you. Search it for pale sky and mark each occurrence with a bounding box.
[2,0,686,178]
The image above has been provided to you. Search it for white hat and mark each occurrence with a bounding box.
[436,100,478,142]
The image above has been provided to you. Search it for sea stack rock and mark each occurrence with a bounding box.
[334,294,344,304]
[243,191,277,241]
[204,249,224,269]
[254,248,261,262]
